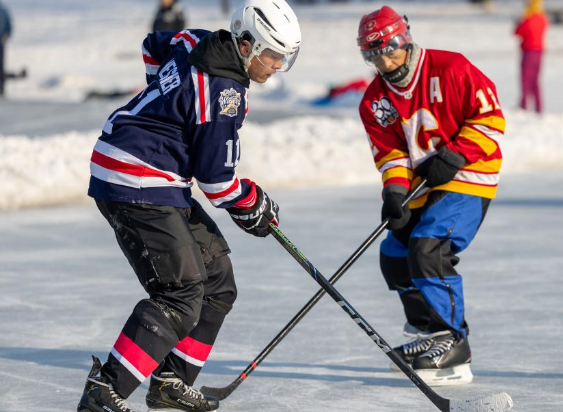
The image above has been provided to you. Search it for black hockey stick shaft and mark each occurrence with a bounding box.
[200,181,426,400]
[269,223,452,411]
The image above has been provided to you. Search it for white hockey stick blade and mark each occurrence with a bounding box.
[449,392,513,412]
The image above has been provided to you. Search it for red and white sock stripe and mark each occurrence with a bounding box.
[110,332,159,382]
[172,336,213,368]
[197,177,243,207]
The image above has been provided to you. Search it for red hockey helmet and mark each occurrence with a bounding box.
[357,6,412,62]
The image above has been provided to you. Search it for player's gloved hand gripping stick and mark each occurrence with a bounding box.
[201,181,426,400]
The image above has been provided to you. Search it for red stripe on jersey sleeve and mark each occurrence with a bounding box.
[174,32,197,49]
[202,178,240,200]
[142,54,159,65]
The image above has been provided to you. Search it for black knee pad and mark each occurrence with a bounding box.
[380,251,411,291]
[149,281,205,340]
[408,237,460,280]
[125,298,185,343]
[203,254,237,316]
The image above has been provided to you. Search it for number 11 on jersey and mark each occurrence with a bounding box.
[224,139,240,167]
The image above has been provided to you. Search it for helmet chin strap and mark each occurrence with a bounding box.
[232,33,253,71]
[381,44,413,84]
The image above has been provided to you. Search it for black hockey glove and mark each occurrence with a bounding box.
[416,146,466,188]
[227,180,279,238]
[381,185,411,231]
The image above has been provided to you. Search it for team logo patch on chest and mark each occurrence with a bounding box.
[371,97,398,128]
[219,88,241,117]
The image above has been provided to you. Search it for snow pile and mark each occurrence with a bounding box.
[503,110,563,172]
[1,0,563,211]
[0,131,95,210]
[0,117,374,210]
[1,110,563,210]
[236,116,375,188]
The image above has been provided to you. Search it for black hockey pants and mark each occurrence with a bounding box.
[96,199,237,399]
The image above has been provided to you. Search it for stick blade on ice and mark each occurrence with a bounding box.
[200,382,239,401]
[449,392,513,412]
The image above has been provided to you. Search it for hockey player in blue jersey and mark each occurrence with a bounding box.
[77,1,301,411]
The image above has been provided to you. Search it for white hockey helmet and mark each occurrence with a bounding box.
[230,0,301,72]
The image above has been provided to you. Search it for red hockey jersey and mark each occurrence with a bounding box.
[359,48,505,208]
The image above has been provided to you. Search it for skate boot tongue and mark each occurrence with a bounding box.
[158,371,178,380]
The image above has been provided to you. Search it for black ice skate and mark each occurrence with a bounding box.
[146,372,219,411]
[389,325,447,371]
[77,356,136,412]
[412,331,473,386]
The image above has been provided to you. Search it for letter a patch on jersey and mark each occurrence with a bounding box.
[219,88,241,117]
[371,96,398,128]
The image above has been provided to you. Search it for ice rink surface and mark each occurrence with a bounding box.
[1,173,563,412]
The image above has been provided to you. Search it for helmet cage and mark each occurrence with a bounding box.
[361,32,411,62]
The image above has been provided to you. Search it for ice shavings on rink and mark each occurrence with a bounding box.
[1,109,563,210]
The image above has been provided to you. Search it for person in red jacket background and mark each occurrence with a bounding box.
[515,0,549,113]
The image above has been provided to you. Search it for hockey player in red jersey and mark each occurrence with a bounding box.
[357,6,505,386]
[77,1,300,412]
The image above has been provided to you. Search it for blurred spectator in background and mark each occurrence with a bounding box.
[515,0,548,114]
[312,77,370,106]
[467,0,495,13]
[0,0,12,97]
[153,0,186,32]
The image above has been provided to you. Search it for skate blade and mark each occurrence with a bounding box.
[414,363,473,386]
[147,409,218,412]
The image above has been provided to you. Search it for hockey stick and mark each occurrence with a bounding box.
[200,181,427,400]
[268,225,513,412]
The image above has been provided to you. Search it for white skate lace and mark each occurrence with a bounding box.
[109,388,133,412]
[422,334,455,358]
[402,336,434,355]
[172,381,205,401]
[86,377,134,412]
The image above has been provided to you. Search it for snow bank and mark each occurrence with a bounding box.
[1,110,562,211]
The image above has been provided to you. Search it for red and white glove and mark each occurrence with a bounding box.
[227,179,279,238]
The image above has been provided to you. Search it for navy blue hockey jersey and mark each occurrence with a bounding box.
[88,29,252,209]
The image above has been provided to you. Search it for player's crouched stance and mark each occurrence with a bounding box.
[357,6,505,386]
[77,0,300,411]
